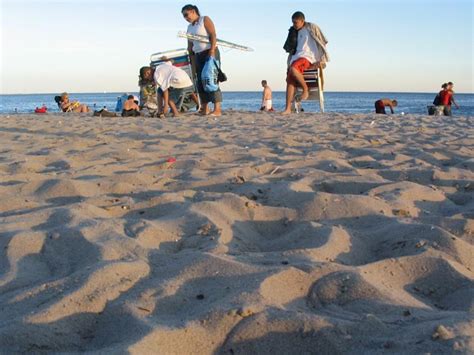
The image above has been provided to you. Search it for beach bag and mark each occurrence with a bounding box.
[202,57,220,93]
[215,61,227,83]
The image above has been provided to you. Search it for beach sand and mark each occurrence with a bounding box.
[0,111,473,353]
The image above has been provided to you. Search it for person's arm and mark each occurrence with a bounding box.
[451,96,460,109]
[187,40,197,77]
[389,104,395,114]
[203,16,217,57]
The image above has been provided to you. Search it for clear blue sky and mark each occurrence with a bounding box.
[1,0,473,94]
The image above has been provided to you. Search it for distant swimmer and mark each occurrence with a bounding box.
[260,80,274,112]
[374,99,398,114]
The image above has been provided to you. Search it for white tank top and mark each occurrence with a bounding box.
[187,16,212,53]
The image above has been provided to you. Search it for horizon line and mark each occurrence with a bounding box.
[2,90,473,96]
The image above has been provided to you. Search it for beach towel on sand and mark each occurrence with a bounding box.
[202,57,220,93]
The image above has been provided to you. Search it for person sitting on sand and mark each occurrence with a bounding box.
[374,99,398,114]
[260,80,274,112]
[439,82,460,116]
[282,11,329,115]
[153,58,196,118]
[58,93,90,113]
[122,95,141,117]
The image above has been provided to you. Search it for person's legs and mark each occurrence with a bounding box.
[168,100,180,117]
[282,83,296,115]
[209,48,222,116]
[444,105,452,116]
[191,92,200,111]
[289,67,309,100]
[287,58,311,100]
[195,52,209,115]
[157,89,165,117]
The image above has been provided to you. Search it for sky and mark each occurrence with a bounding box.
[1,0,473,94]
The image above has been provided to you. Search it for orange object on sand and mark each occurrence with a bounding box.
[35,106,47,114]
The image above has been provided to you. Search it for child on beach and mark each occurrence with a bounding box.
[374,99,398,114]
[139,66,158,116]
[122,95,141,117]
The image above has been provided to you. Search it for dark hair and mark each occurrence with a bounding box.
[441,83,448,89]
[292,11,305,21]
[128,95,134,100]
[447,81,454,85]
[392,100,398,106]
[262,80,267,85]
[182,4,200,16]
[139,66,151,79]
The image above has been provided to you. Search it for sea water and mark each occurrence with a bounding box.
[1,92,473,116]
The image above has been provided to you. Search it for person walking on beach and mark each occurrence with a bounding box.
[260,80,273,111]
[282,11,329,115]
[182,4,222,117]
[439,82,460,116]
[374,99,398,114]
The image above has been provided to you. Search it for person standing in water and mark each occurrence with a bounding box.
[260,80,273,111]
[439,82,460,116]
[182,4,222,117]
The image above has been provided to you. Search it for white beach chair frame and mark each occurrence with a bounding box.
[294,66,325,113]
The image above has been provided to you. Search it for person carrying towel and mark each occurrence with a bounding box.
[182,4,222,117]
[282,11,329,115]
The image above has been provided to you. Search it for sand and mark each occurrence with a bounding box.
[0,111,473,353]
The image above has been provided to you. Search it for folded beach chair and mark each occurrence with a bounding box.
[294,64,325,113]
[150,49,195,83]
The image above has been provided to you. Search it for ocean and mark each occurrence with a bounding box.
[1,92,473,116]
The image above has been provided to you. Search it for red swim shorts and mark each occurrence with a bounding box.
[287,57,312,86]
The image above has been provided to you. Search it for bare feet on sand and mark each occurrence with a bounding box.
[281,110,292,115]
[210,110,222,117]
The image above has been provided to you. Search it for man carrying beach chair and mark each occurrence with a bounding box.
[282,11,329,115]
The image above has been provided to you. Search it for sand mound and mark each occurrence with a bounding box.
[0,112,472,353]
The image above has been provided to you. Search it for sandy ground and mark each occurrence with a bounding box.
[0,111,473,353]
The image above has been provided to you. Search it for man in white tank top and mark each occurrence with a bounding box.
[182,4,223,117]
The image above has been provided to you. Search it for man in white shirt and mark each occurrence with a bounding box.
[282,11,328,115]
[154,58,196,117]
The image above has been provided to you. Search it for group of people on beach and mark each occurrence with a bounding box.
[430,82,459,116]
[52,5,461,118]
[373,81,460,116]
